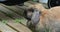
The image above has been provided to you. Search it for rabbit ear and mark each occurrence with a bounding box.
[33,3,48,15]
[34,3,46,11]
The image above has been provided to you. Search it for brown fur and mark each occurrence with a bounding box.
[28,3,60,32]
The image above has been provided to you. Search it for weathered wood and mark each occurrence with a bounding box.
[0,11,12,20]
[0,9,27,26]
[0,4,25,16]
[0,22,17,32]
[0,11,30,32]
[6,20,32,32]
[0,2,33,32]
[0,5,22,19]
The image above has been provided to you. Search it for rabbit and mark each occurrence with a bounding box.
[24,3,60,32]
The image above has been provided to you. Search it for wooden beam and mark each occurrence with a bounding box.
[0,5,22,19]
[0,22,17,32]
[6,20,32,32]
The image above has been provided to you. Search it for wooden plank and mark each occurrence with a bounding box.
[0,22,17,32]
[1,4,27,25]
[0,11,27,26]
[0,5,22,19]
[7,20,32,32]
[0,12,12,20]
[0,4,25,16]
[0,10,29,32]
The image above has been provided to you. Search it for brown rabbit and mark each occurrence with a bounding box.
[34,4,60,32]
[24,3,60,32]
